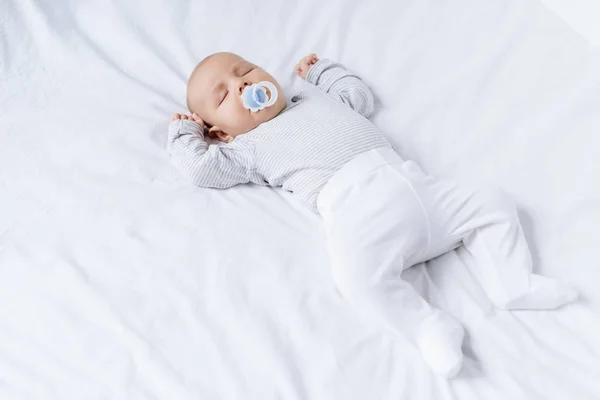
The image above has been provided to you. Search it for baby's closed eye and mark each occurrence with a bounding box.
[219,90,229,105]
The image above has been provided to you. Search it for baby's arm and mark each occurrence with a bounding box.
[295,54,375,118]
[167,114,249,188]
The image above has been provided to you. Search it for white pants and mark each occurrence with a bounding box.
[317,147,574,344]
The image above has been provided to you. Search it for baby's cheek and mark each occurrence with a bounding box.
[228,109,255,135]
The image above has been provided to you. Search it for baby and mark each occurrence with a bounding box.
[167,52,578,378]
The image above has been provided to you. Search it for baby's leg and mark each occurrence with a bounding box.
[320,163,464,378]
[403,162,578,310]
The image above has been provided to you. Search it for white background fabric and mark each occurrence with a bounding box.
[1,0,600,399]
[540,0,600,48]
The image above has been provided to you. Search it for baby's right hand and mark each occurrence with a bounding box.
[171,113,205,128]
[295,53,319,79]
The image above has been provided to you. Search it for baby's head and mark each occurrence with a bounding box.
[187,52,286,142]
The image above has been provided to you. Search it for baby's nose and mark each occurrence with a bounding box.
[238,80,250,95]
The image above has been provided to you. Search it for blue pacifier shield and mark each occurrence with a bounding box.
[253,87,267,104]
[241,81,278,112]
[242,86,261,111]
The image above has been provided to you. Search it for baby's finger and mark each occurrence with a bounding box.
[181,114,189,120]
[172,113,181,121]
[191,113,205,126]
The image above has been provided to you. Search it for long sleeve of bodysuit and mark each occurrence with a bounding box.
[305,58,375,118]
[167,119,252,188]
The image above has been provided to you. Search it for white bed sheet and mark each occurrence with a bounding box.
[540,0,600,48]
[1,0,600,399]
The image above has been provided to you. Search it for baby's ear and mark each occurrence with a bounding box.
[207,126,233,143]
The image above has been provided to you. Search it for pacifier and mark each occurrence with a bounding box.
[241,81,278,112]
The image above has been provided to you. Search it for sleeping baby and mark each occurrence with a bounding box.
[167,52,578,378]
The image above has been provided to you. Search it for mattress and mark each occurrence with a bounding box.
[1,0,600,398]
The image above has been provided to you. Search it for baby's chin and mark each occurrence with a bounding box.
[266,94,287,117]
[253,100,286,125]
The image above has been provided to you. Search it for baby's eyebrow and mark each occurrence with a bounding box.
[233,60,253,75]
[232,62,243,75]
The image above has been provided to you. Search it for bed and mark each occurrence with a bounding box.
[1,0,600,398]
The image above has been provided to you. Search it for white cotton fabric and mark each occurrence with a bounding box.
[2,0,600,399]
[318,147,576,376]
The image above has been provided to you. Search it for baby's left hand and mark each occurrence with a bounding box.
[295,53,319,79]
[171,113,205,129]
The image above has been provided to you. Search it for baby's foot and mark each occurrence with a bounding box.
[416,311,465,378]
[498,274,578,310]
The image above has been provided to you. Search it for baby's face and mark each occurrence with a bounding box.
[187,52,286,142]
